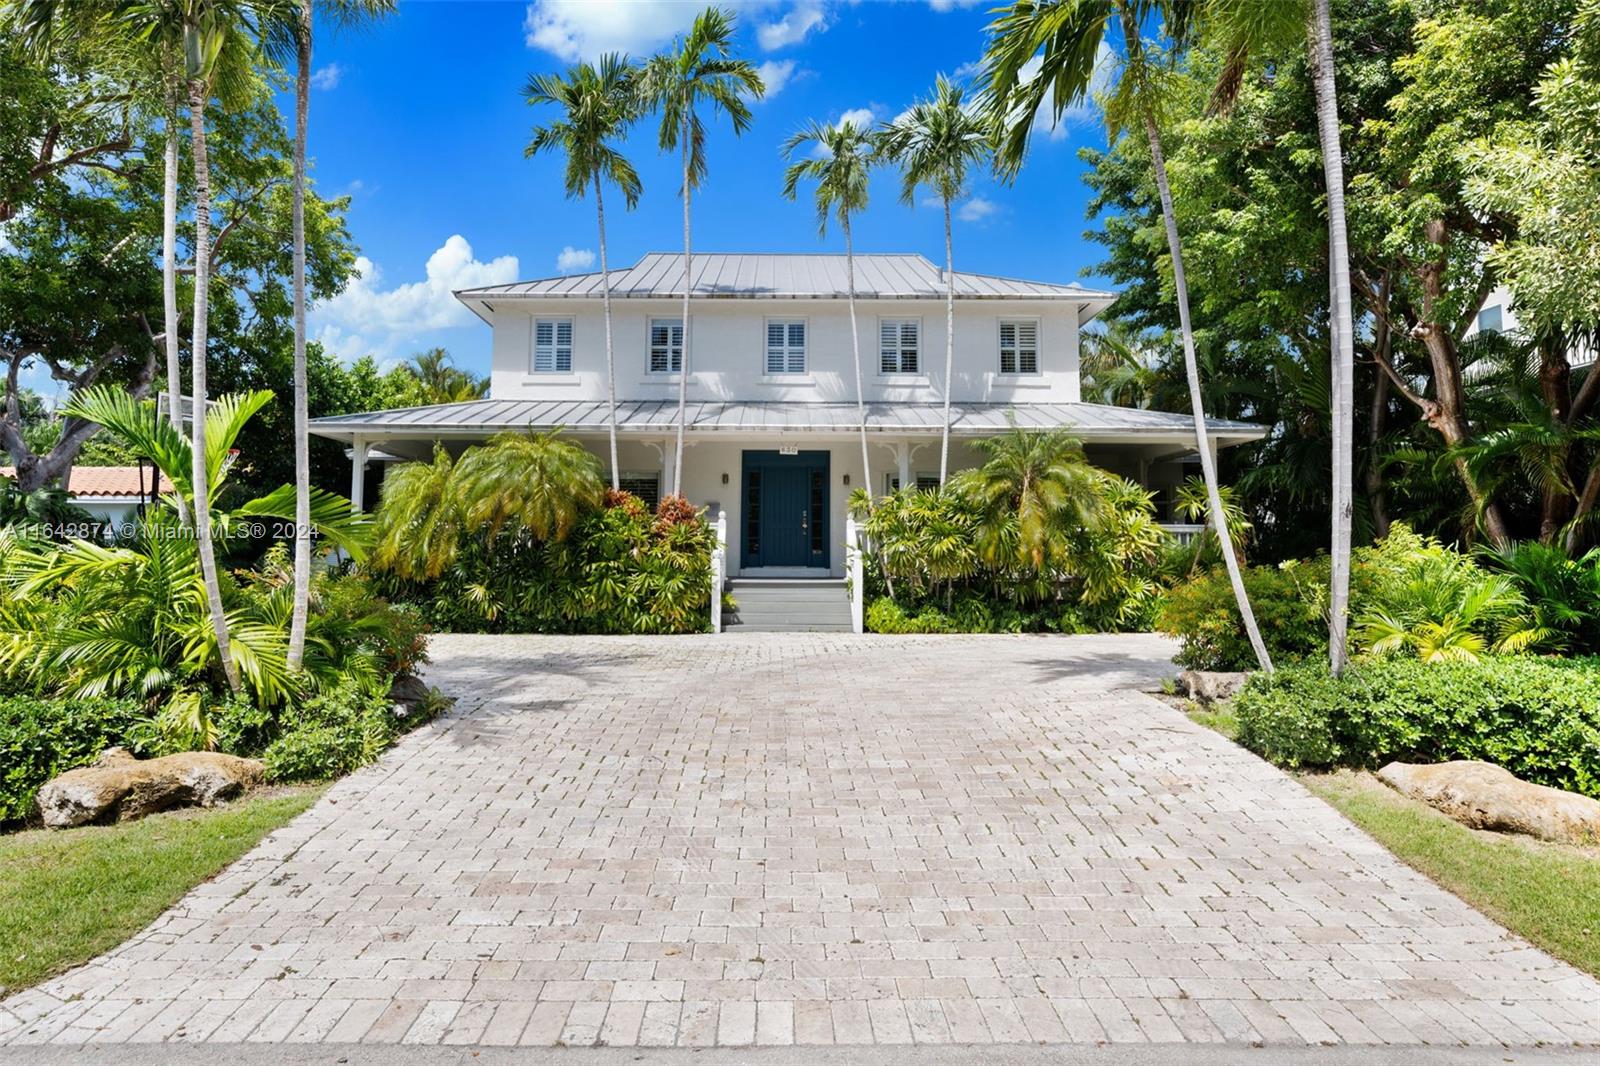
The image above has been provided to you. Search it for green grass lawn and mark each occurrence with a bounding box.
[0,786,323,994]
[1304,771,1600,978]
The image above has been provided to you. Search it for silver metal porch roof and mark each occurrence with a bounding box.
[310,399,1267,443]
[456,253,1116,305]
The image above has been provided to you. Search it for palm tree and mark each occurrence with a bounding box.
[406,347,488,404]
[283,0,395,672]
[982,0,1275,672]
[454,431,606,542]
[525,53,643,492]
[640,7,762,497]
[876,76,993,486]
[950,422,1106,573]
[782,119,876,497]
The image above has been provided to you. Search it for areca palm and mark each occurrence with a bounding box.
[982,0,1275,671]
[640,7,762,496]
[280,0,395,672]
[453,431,606,543]
[406,347,488,403]
[782,119,876,496]
[876,76,993,485]
[951,423,1106,573]
[525,53,642,493]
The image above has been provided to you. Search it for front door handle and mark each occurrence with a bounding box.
[801,511,808,533]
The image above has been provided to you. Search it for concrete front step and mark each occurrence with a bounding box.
[725,578,852,632]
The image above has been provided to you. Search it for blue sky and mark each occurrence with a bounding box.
[302,0,1116,375]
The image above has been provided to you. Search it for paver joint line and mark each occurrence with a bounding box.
[3,632,1597,1050]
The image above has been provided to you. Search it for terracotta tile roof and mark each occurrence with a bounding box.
[0,465,174,498]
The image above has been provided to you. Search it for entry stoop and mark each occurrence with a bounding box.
[724,578,852,632]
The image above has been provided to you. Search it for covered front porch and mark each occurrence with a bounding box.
[311,398,1267,579]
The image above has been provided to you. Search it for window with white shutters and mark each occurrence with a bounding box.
[879,319,920,374]
[999,320,1039,374]
[648,318,683,373]
[765,320,806,374]
[532,318,573,373]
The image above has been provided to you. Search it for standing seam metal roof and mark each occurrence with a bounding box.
[455,252,1117,302]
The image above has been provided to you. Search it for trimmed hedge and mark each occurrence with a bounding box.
[0,696,144,825]
[1155,559,1337,670]
[1234,656,1600,798]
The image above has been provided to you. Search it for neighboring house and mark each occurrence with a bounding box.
[1463,284,1596,365]
[310,253,1266,578]
[1,465,170,534]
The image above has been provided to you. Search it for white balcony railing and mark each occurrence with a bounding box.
[1160,523,1206,546]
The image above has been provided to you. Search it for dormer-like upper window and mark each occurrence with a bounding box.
[532,318,573,373]
[648,318,684,373]
[999,320,1039,375]
[765,320,806,374]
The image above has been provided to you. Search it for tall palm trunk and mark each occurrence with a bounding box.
[1310,0,1353,676]
[1120,13,1272,673]
[287,0,312,670]
[844,213,870,494]
[595,174,619,490]
[161,97,190,526]
[187,78,242,695]
[672,118,692,496]
[939,196,955,485]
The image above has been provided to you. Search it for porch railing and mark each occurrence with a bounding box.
[845,513,865,634]
[710,509,727,634]
[1160,522,1206,546]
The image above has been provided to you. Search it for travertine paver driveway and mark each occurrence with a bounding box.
[3,632,1598,1052]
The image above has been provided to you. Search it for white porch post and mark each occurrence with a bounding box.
[350,435,368,513]
[896,442,911,493]
[846,513,865,634]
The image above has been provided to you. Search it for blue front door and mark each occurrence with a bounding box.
[742,450,829,569]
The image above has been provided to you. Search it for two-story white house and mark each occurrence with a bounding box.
[311,252,1266,579]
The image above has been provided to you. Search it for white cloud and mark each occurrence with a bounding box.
[838,106,876,128]
[757,2,826,50]
[556,245,595,273]
[957,196,1000,223]
[753,59,797,99]
[952,58,982,82]
[523,0,705,61]
[312,235,519,363]
[928,0,985,10]
[310,62,344,90]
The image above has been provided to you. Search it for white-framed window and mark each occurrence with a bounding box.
[648,318,684,374]
[765,319,807,374]
[618,473,660,508]
[999,319,1040,375]
[879,318,920,374]
[1478,305,1504,333]
[532,318,573,373]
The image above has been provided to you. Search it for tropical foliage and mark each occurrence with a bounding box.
[1233,656,1600,799]
[369,435,715,634]
[858,427,1166,632]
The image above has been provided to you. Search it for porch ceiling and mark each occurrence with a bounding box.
[310,399,1267,447]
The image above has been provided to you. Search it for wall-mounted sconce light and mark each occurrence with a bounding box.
[721,472,729,485]
[842,474,850,486]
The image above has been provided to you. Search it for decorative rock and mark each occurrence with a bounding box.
[388,673,446,722]
[1180,670,1249,703]
[37,747,264,829]
[1377,760,1600,846]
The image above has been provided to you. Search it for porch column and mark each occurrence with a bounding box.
[896,442,911,493]
[350,435,368,513]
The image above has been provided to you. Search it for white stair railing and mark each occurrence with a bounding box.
[845,513,865,634]
[710,509,727,633]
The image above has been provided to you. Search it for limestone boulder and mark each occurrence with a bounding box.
[1377,760,1600,846]
[37,747,264,829]
[1180,670,1249,703]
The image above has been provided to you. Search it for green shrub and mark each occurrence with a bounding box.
[1156,558,1333,670]
[377,492,714,635]
[0,696,144,825]
[261,679,399,783]
[864,595,1098,635]
[1234,657,1600,797]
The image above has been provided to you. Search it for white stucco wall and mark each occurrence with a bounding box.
[486,298,1082,406]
